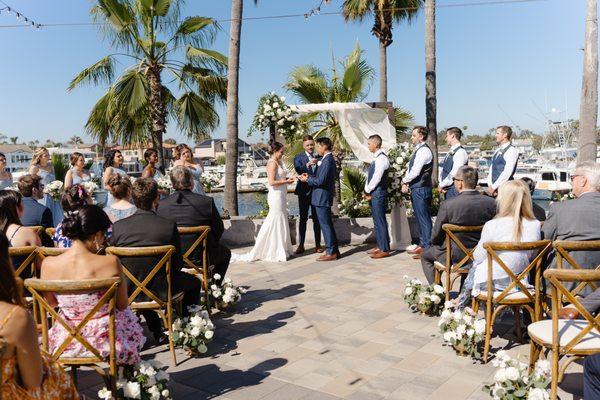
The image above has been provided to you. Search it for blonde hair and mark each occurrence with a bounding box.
[173,144,192,160]
[31,147,49,166]
[495,180,536,241]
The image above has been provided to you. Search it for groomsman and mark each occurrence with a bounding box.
[363,135,391,259]
[485,125,519,196]
[438,127,469,200]
[293,135,322,254]
[402,126,434,259]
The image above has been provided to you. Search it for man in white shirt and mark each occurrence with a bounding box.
[363,134,391,259]
[438,127,469,199]
[402,126,434,258]
[486,125,519,196]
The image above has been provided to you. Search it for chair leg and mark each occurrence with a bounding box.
[528,341,541,372]
[483,302,493,363]
[551,347,559,400]
[445,271,451,302]
[513,306,523,343]
[70,366,78,387]
[472,298,479,314]
[167,304,177,366]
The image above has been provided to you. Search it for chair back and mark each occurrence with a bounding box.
[553,240,600,297]
[9,246,37,278]
[24,277,120,367]
[544,269,600,354]
[177,226,210,272]
[28,225,44,234]
[45,227,56,238]
[442,224,484,272]
[105,246,175,307]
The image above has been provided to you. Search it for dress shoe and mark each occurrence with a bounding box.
[411,247,424,259]
[294,245,305,255]
[367,247,380,255]
[406,245,422,255]
[315,246,324,253]
[317,253,339,262]
[371,250,390,259]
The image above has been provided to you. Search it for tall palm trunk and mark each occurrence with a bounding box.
[224,0,243,216]
[379,42,388,102]
[147,64,166,168]
[424,0,438,185]
[578,0,598,163]
[373,9,392,102]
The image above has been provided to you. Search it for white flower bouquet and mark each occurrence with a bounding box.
[80,180,98,195]
[211,274,247,310]
[249,92,301,140]
[43,180,63,201]
[172,305,215,355]
[403,276,445,316]
[97,359,172,400]
[386,143,414,206]
[201,171,221,193]
[156,175,173,193]
[438,304,486,358]
[482,351,550,399]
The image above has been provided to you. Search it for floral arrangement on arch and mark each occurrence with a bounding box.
[482,351,551,400]
[211,274,247,310]
[172,305,215,355]
[386,142,414,206]
[438,304,486,358]
[43,180,64,201]
[97,359,172,400]
[403,276,444,316]
[249,92,301,139]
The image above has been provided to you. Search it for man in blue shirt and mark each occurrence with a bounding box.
[17,174,53,229]
[486,125,519,196]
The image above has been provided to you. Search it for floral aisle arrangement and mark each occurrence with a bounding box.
[249,92,300,139]
[482,351,551,400]
[438,304,486,358]
[43,180,64,201]
[210,274,247,310]
[172,305,215,355]
[386,142,414,206]
[201,171,221,193]
[97,360,172,400]
[403,276,444,316]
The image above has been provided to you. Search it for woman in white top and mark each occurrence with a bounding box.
[457,180,541,308]
[0,152,14,190]
[172,144,204,195]
[29,147,64,226]
[64,152,91,189]
[102,150,127,207]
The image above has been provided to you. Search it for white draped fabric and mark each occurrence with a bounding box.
[289,102,396,163]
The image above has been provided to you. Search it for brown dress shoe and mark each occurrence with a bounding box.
[294,245,305,255]
[317,253,339,262]
[315,246,324,253]
[367,247,380,254]
[371,251,391,259]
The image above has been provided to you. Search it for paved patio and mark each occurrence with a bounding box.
[79,245,584,399]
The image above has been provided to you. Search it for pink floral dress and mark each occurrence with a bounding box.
[48,292,146,365]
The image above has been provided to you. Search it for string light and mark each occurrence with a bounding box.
[304,0,331,20]
[0,1,42,29]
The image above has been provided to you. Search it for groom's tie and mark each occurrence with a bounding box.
[309,154,316,173]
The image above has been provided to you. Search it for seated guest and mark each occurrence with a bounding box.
[0,232,80,399]
[17,174,53,229]
[41,205,145,365]
[0,190,41,248]
[157,166,230,284]
[521,177,546,221]
[53,184,93,248]
[543,161,600,295]
[421,166,496,284]
[103,174,136,223]
[111,178,201,343]
[456,180,541,308]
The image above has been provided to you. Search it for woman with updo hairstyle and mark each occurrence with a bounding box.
[28,147,63,226]
[101,149,127,207]
[52,184,94,248]
[0,232,80,399]
[172,143,205,194]
[103,174,136,222]
[63,151,91,190]
[41,205,145,365]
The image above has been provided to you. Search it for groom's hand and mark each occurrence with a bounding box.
[298,173,309,182]
[401,183,409,194]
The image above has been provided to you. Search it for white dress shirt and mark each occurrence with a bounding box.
[486,142,519,190]
[438,143,469,189]
[364,149,390,194]
[402,142,433,184]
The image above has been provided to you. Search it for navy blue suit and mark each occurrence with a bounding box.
[307,153,339,256]
[294,152,321,247]
[20,196,53,228]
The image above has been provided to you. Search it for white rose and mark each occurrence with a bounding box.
[123,381,141,399]
[172,319,183,331]
[443,331,456,343]
[213,273,222,280]
[273,102,279,108]
[148,386,161,400]
[98,387,113,400]
[528,388,549,400]
[205,330,214,340]
[494,368,508,383]
[534,359,551,378]
[474,319,486,334]
[430,295,441,304]
[432,285,444,295]
[212,290,221,298]
[404,287,413,296]
[279,96,285,101]
[162,389,170,398]
[210,284,218,291]
[466,329,475,337]
[190,326,201,337]
[456,325,466,336]
[504,366,520,381]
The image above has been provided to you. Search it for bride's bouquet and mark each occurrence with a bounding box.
[43,180,63,201]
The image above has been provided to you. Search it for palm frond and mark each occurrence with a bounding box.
[341,166,367,201]
[68,56,116,91]
[175,92,220,139]
[113,69,149,116]
[342,0,373,22]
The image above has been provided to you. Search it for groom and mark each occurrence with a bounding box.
[298,137,340,261]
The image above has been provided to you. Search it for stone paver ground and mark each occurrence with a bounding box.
[78,245,584,399]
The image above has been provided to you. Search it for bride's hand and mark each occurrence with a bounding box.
[286,177,295,184]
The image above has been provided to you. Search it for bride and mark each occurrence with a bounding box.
[232,142,295,262]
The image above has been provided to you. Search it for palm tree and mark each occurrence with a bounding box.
[578,0,598,163]
[424,0,438,184]
[342,0,423,102]
[68,135,84,146]
[9,137,18,145]
[69,0,227,168]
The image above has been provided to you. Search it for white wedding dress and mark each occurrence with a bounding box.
[231,160,293,263]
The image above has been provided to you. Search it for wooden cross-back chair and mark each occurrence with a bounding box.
[554,240,600,299]
[25,277,121,396]
[45,227,56,239]
[28,225,44,235]
[105,245,180,365]
[473,240,552,362]
[9,246,37,278]
[178,226,211,312]
[433,224,484,302]
[529,269,600,400]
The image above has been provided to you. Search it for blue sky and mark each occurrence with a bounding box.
[0,0,587,144]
